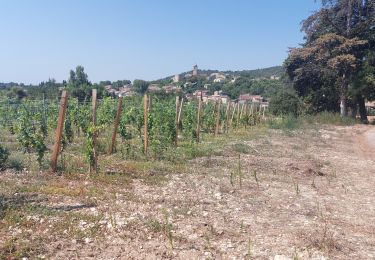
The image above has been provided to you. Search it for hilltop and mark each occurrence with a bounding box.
[155,65,284,83]
[0,65,288,101]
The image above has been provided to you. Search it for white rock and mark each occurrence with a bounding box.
[214,192,222,199]
[274,255,291,260]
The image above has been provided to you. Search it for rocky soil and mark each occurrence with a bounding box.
[1,124,375,259]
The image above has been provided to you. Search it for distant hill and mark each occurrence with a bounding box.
[225,66,284,78]
[157,66,284,82]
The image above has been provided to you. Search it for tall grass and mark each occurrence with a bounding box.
[267,112,357,132]
[267,115,300,131]
[303,112,357,126]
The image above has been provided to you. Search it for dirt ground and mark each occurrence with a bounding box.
[1,124,375,259]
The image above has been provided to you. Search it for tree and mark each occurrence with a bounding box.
[133,80,149,94]
[66,66,93,101]
[269,90,302,116]
[6,87,27,100]
[112,80,131,90]
[286,0,374,118]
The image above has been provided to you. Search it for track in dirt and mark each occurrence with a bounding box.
[364,127,375,152]
[357,126,375,162]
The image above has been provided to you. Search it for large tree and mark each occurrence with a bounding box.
[286,0,375,119]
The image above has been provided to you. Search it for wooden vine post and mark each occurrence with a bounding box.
[224,101,231,133]
[92,89,98,173]
[239,103,245,121]
[51,90,68,172]
[143,94,149,155]
[196,93,202,143]
[178,98,184,125]
[245,103,249,116]
[108,96,123,155]
[214,100,221,136]
[262,105,266,120]
[175,96,180,146]
[230,102,237,128]
[236,102,241,128]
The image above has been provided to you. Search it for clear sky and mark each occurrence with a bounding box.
[0,0,320,84]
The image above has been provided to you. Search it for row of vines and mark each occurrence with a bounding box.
[0,93,265,172]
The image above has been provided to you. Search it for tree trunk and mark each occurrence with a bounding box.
[358,96,369,124]
[350,105,357,118]
[340,73,349,117]
[340,97,347,117]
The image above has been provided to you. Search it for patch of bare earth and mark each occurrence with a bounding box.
[1,125,375,259]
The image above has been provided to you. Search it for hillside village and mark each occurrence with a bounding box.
[103,64,280,107]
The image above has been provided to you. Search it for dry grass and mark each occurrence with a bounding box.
[1,124,375,259]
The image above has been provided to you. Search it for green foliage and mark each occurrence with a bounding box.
[304,112,357,126]
[269,90,302,116]
[267,115,300,131]
[221,78,287,99]
[0,145,9,170]
[66,66,105,102]
[267,112,356,131]
[148,98,176,158]
[202,102,216,133]
[286,0,375,118]
[6,87,28,100]
[181,102,198,142]
[97,97,116,127]
[133,80,150,94]
[85,124,97,172]
[232,143,251,154]
[68,98,91,134]
[15,104,48,168]
[119,117,132,142]
[64,113,74,143]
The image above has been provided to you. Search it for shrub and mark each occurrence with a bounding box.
[267,115,300,130]
[0,145,10,170]
[269,90,302,116]
[309,112,357,125]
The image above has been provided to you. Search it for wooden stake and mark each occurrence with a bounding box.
[196,96,202,143]
[92,89,98,173]
[230,102,236,128]
[175,96,179,146]
[262,105,266,120]
[236,102,241,128]
[178,98,184,124]
[108,96,123,155]
[244,103,248,118]
[240,103,245,120]
[143,94,149,155]
[148,94,151,111]
[224,101,231,133]
[214,100,221,136]
[51,90,68,172]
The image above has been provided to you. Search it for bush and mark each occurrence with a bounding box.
[0,145,10,170]
[269,90,302,116]
[306,112,357,125]
[267,115,300,131]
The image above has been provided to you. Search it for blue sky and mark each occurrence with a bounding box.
[0,0,320,84]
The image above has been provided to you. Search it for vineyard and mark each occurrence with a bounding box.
[2,91,375,259]
[0,90,265,174]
